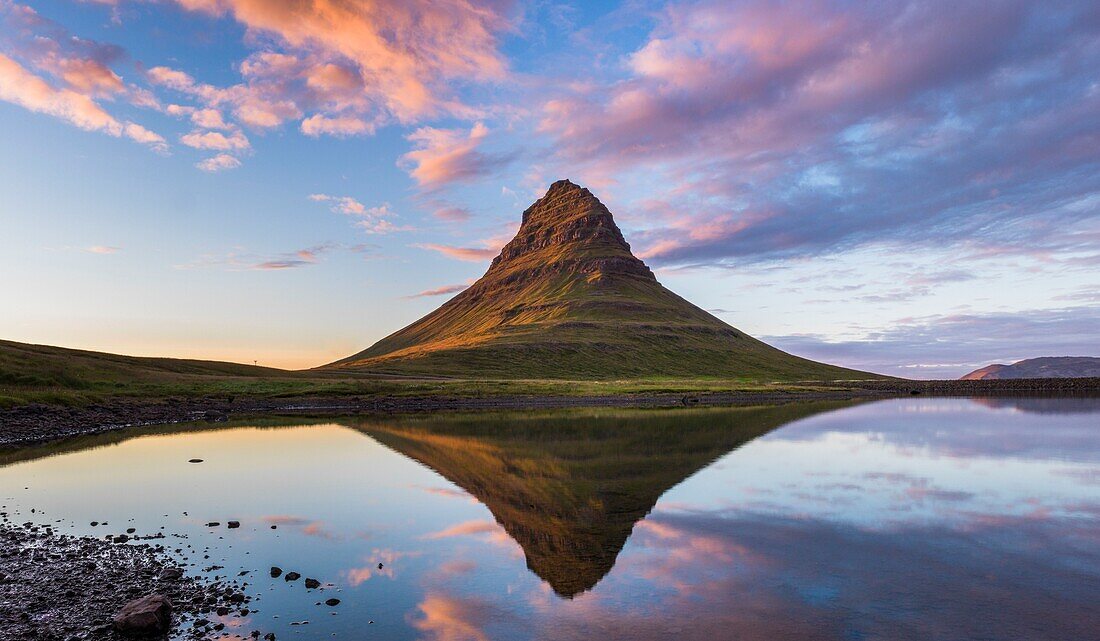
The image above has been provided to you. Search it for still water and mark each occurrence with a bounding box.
[2,398,1099,640]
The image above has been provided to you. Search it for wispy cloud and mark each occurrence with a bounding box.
[404,283,470,299]
[536,1,1100,267]
[400,122,510,189]
[195,153,241,172]
[421,519,502,540]
[85,245,121,254]
[309,194,409,234]
[413,230,513,262]
[177,242,374,271]
[0,53,165,151]
[0,4,166,151]
[414,244,499,262]
[766,305,1100,379]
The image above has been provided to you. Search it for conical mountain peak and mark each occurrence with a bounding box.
[489,179,639,274]
[327,181,872,381]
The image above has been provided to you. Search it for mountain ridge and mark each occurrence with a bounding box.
[961,356,1100,380]
[328,180,879,380]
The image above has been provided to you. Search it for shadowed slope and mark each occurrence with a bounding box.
[355,402,852,597]
[328,180,876,380]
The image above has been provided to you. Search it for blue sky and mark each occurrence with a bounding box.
[0,0,1097,376]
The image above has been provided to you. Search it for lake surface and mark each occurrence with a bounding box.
[2,398,1099,640]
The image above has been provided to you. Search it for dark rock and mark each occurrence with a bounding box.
[227,520,240,529]
[269,567,282,578]
[113,594,172,635]
[304,578,320,589]
[325,598,340,606]
[284,572,300,582]
[159,567,183,580]
[188,459,204,463]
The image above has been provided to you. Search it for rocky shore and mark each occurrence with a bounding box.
[1,377,1097,449]
[0,517,263,641]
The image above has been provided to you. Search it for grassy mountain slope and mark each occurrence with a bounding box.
[328,180,878,381]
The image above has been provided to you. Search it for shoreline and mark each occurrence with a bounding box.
[1,377,1098,450]
[0,519,264,641]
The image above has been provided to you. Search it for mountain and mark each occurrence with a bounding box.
[961,356,1100,380]
[356,402,852,597]
[328,180,876,380]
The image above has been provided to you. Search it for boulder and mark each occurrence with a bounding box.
[113,594,172,635]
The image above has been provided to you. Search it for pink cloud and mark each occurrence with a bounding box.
[404,283,470,299]
[310,194,408,234]
[414,230,511,262]
[414,243,499,262]
[0,53,165,150]
[409,594,498,641]
[180,129,250,151]
[421,519,502,540]
[433,206,473,222]
[534,1,1100,266]
[300,114,373,137]
[46,57,124,96]
[400,122,508,188]
[86,245,121,254]
[190,108,230,129]
[195,153,241,172]
[167,0,511,122]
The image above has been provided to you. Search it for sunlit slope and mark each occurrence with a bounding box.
[328,180,877,381]
[0,338,288,387]
[358,402,852,597]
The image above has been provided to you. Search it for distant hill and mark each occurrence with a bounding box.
[0,338,288,389]
[327,180,878,381]
[961,357,1100,380]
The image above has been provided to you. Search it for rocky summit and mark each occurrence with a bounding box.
[328,180,872,380]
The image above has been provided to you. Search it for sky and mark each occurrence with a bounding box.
[0,0,1097,377]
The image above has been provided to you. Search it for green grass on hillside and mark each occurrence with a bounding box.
[0,339,880,409]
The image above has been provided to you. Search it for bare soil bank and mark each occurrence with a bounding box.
[1,378,1097,449]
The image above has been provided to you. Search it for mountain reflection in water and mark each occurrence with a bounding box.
[0,398,1097,641]
[354,402,845,597]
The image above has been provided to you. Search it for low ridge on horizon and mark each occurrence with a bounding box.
[961,356,1100,380]
[327,180,877,380]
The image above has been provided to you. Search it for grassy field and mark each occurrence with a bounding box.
[0,339,880,408]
